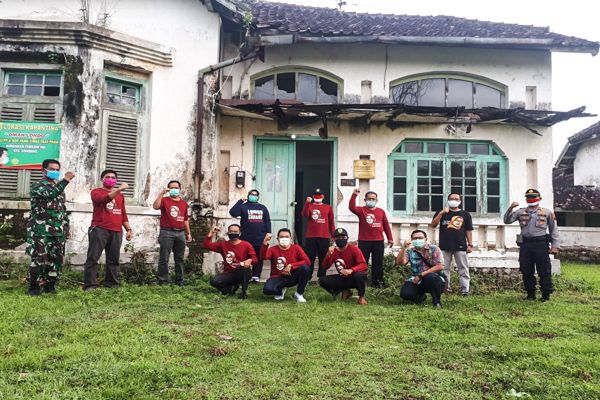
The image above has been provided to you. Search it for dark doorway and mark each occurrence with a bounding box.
[294,140,333,245]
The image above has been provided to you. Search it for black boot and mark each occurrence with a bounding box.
[525,292,536,300]
[541,293,550,302]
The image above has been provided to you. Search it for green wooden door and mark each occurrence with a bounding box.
[255,139,296,241]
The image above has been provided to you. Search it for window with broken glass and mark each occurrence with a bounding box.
[252,69,341,104]
[105,79,140,108]
[388,140,506,216]
[390,74,506,108]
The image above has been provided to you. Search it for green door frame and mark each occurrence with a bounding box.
[253,135,339,233]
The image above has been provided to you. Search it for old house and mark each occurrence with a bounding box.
[1,0,598,273]
[553,122,600,253]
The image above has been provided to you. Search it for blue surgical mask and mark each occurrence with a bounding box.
[169,188,180,197]
[46,170,60,180]
[365,200,377,208]
[412,239,426,248]
[248,194,259,203]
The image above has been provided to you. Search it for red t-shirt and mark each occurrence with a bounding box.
[90,188,129,232]
[322,244,368,274]
[202,235,257,273]
[160,197,188,229]
[301,202,335,238]
[349,192,393,242]
[260,243,310,278]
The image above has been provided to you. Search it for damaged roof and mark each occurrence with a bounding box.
[554,184,600,211]
[219,99,593,135]
[239,0,599,54]
[555,120,600,169]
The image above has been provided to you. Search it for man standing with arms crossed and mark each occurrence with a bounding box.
[431,193,474,295]
[26,159,75,295]
[349,188,393,288]
[504,188,559,302]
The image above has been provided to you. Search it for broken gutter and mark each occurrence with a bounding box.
[249,34,599,55]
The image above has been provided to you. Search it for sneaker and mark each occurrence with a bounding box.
[274,287,287,300]
[434,303,442,309]
[460,292,469,297]
[341,289,352,300]
[525,293,536,300]
[83,286,96,292]
[28,288,41,296]
[250,276,260,283]
[357,296,368,305]
[293,292,307,303]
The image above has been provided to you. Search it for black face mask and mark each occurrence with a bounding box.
[335,239,348,248]
[228,233,240,240]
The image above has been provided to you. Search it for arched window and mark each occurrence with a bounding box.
[251,67,342,104]
[388,140,507,216]
[390,73,507,108]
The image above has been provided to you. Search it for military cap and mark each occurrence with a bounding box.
[524,188,541,198]
[312,188,323,195]
[332,227,348,237]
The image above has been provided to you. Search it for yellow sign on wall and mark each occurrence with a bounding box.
[353,159,375,179]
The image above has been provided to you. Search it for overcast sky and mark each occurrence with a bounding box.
[267,0,600,161]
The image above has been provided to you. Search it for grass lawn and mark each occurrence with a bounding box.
[0,263,599,400]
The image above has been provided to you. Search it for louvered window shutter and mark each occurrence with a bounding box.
[105,114,139,198]
[32,104,57,122]
[0,103,25,197]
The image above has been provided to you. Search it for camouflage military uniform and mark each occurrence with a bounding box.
[26,178,70,292]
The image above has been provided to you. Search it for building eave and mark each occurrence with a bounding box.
[0,19,174,66]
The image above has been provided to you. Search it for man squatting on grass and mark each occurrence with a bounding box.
[396,229,445,308]
[319,228,369,305]
[83,169,132,291]
[203,224,257,299]
[261,229,311,303]
[153,180,192,286]
[26,159,75,296]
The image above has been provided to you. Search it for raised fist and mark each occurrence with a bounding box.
[64,171,76,181]
[510,201,519,208]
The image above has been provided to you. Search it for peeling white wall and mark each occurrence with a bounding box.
[574,137,600,186]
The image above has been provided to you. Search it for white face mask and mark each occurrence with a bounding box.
[0,156,8,164]
[448,200,461,208]
[313,198,323,204]
[278,237,291,247]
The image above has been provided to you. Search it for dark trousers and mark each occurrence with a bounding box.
[263,265,311,296]
[210,268,250,295]
[305,237,330,277]
[251,245,264,279]
[519,241,553,296]
[83,227,123,289]
[400,274,444,306]
[157,229,186,283]
[318,272,367,297]
[358,240,385,285]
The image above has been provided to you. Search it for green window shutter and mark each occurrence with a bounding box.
[105,113,139,198]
